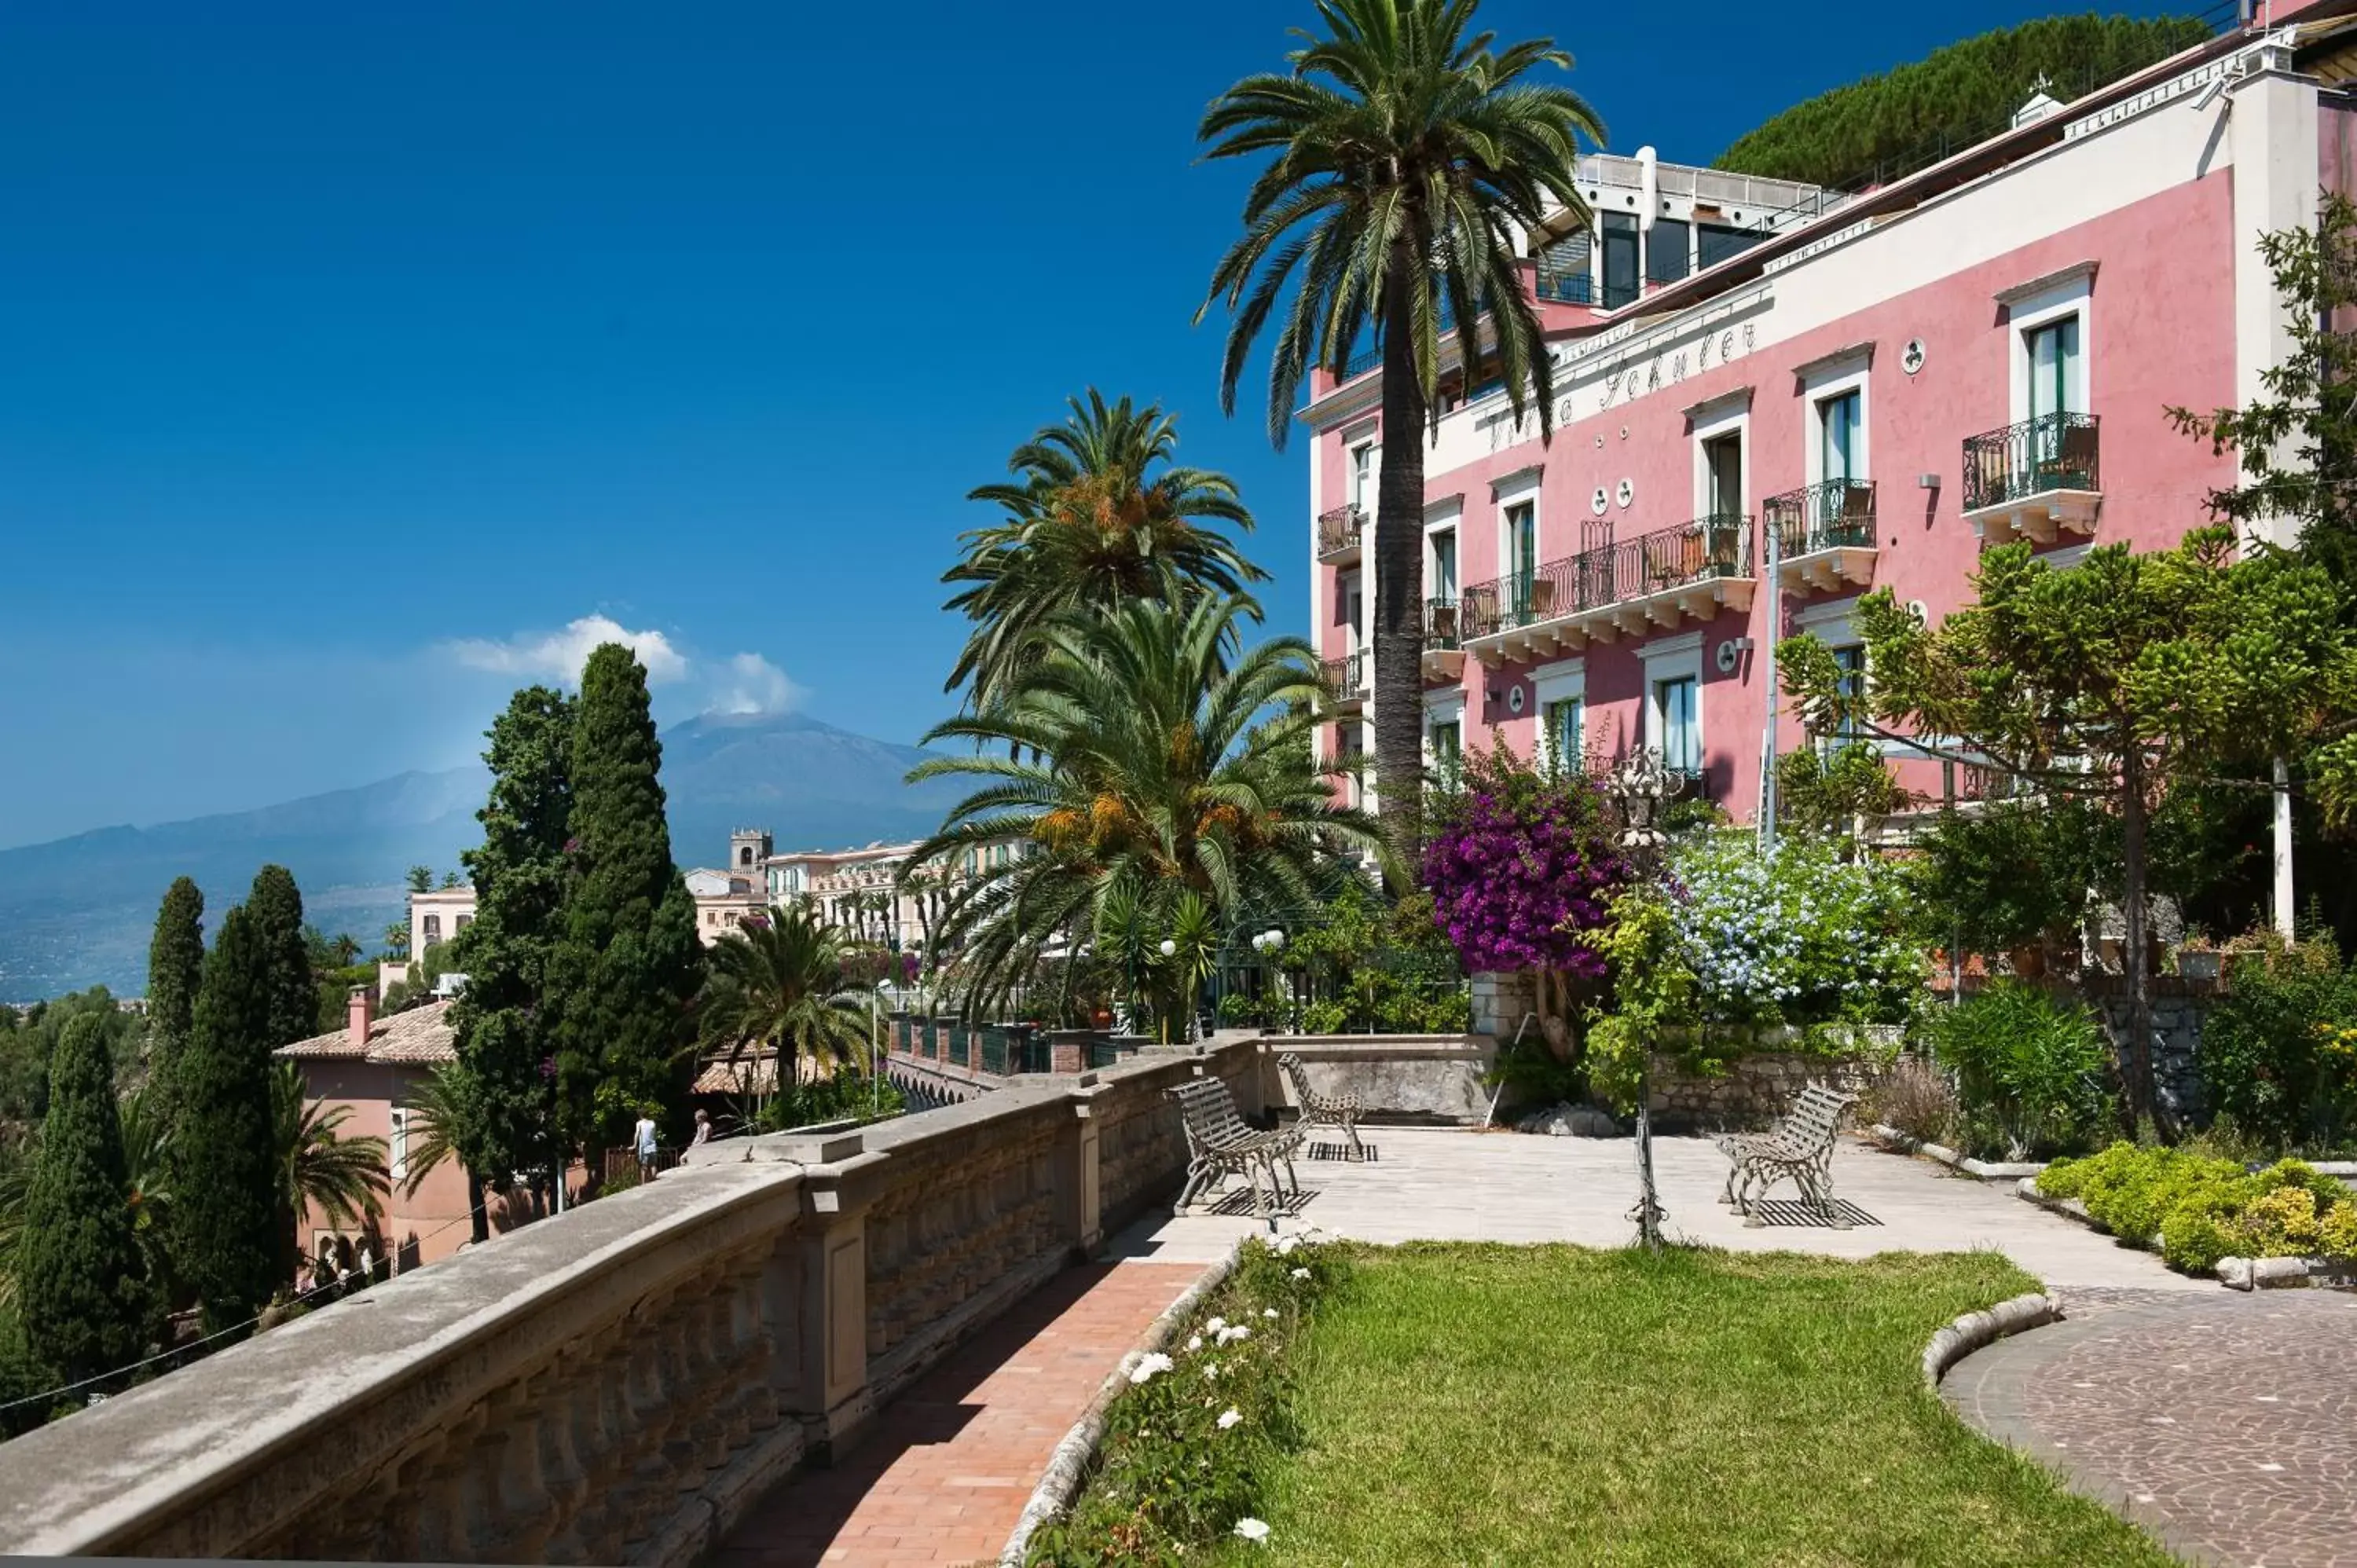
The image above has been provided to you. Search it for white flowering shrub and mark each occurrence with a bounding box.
[1027,1232,1347,1565]
[1668,837,1923,1029]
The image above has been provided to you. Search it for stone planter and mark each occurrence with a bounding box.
[2176,948,2223,982]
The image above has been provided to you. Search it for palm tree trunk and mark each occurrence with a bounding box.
[1373,265,1430,860]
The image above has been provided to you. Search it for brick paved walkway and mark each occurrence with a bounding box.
[1942,1287,2357,1567]
[715,1258,1205,1568]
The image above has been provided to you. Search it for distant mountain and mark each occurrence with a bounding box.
[0,712,970,1002]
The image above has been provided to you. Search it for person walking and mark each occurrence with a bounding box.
[634,1108,661,1182]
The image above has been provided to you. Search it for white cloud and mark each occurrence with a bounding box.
[705,652,804,716]
[443,615,690,686]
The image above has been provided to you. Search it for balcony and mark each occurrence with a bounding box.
[1765,480,1879,595]
[1317,503,1364,565]
[1423,598,1465,683]
[1961,412,2102,544]
[1321,650,1369,713]
[1459,515,1756,665]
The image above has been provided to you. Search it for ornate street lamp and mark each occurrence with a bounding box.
[1603,747,1685,1251]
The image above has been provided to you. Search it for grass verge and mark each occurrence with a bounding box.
[1050,1242,2172,1566]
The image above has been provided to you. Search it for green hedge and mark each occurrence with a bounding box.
[2039,1142,2357,1273]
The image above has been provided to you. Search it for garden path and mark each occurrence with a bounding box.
[1941,1288,2357,1568]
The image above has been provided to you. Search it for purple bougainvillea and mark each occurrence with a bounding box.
[1420,743,1630,976]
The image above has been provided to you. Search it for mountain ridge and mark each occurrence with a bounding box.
[0,712,969,1001]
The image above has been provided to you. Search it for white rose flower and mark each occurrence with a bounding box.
[1234,1518,1271,1543]
[1127,1351,1174,1385]
[1275,1235,1299,1255]
[1263,1308,1279,1320]
[1207,1317,1227,1332]
[1217,1407,1243,1430]
[1186,1335,1204,1352]
[1290,1267,1310,1280]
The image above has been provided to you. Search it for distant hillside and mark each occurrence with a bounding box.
[1716,13,2215,190]
[0,712,969,1001]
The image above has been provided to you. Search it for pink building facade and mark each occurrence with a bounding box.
[1308,12,2355,819]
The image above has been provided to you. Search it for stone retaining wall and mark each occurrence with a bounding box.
[1260,1035,1497,1125]
[1646,1042,1897,1133]
[0,1035,1266,1563]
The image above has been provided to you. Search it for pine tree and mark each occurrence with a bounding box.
[17,1014,152,1387]
[448,685,575,1236]
[551,645,702,1149]
[246,866,316,1049]
[145,877,205,1116]
[170,905,283,1332]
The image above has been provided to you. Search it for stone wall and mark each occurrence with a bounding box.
[1261,1035,1497,1125]
[0,1036,1266,1563]
[2081,976,2212,1121]
[1645,1037,1898,1133]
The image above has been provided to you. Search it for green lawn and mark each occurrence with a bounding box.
[1209,1245,2170,1567]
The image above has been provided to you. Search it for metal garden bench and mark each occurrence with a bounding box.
[1276,1050,1365,1160]
[1717,1083,1858,1228]
[1170,1076,1301,1223]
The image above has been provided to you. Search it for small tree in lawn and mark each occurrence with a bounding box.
[1420,738,1628,1053]
[1783,530,2357,1127]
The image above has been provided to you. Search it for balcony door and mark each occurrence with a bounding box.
[1506,502,1536,619]
[1819,390,1862,534]
[1655,676,1699,777]
[1350,441,1376,514]
[1704,434,1743,518]
[1431,529,1458,605]
[2026,316,2082,481]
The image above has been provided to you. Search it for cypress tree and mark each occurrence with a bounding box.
[171,906,283,1332]
[247,865,317,1049]
[145,877,205,1115]
[448,685,575,1237]
[19,1014,152,1387]
[552,645,702,1149]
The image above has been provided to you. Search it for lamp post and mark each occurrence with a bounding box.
[1252,929,1287,1032]
[1604,746,1681,1251]
[1158,937,1178,1044]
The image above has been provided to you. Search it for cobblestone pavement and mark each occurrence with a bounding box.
[1941,1287,2357,1567]
[715,1258,1204,1568]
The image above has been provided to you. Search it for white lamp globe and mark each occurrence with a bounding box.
[1159,939,1177,957]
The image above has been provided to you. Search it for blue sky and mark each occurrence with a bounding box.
[0,0,2196,848]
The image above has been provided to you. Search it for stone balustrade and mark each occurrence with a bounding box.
[1263,1035,1497,1125]
[0,1036,1267,1563]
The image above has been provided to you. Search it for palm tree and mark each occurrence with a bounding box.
[698,906,873,1119]
[399,1062,493,1244]
[946,390,1270,716]
[906,595,1391,1014]
[1199,0,1602,849]
[117,1083,176,1305]
[270,1060,389,1274]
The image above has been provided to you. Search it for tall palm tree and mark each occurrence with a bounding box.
[270,1060,389,1273]
[946,390,1270,716]
[698,906,872,1116]
[398,1062,493,1244]
[117,1083,177,1306]
[1199,0,1602,849]
[906,595,1391,1014]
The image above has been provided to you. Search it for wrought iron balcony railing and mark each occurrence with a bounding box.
[1457,515,1753,642]
[1765,479,1877,558]
[1424,598,1462,651]
[1535,269,1594,306]
[1320,650,1368,702]
[1961,412,2101,511]
[1316,504,1362,559]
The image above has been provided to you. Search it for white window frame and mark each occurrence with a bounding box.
[1425,496,1464,606]
[1492,467,1543,585]
[1347,434,1379,513]
[1801,357,1871,489]
[1532,658,1587,771]
[1423,691,1466,771]
[2007,273,2094,426]
[1690,404,1750,521]
[1641,631,1706,775]
[389,1105,409,1184]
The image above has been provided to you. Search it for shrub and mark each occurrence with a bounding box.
[1868,1056,1960,1148]
[1028,1235,1349,1566]
[2196,935,2357,1153]
[1668,837,1923,1028]
[1923,983,2115,1160]
[2040,1141,2357,1273]
[1421,740,1629,976]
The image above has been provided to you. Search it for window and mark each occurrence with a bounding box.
[1828,645,1866,746]
[1428,715,1462,777]
[390,1107,409,1183]
[2026,317,2082,420]
[1506,502,1537,589]
[455,914,471,932]
[1538,233,1593,303]
[1648,218,1690,285]
[1601,213,1640,308]
[1343,572,1365,655]
[1430,529,1458,603]
[1542,696,1585,772]
[420,914,441,944]
[1820,391,1861,485]
[1655,676,1700,775]
[1703,433,1743,518]
[1350,441,1375,511]
[1697,222,1759,269]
